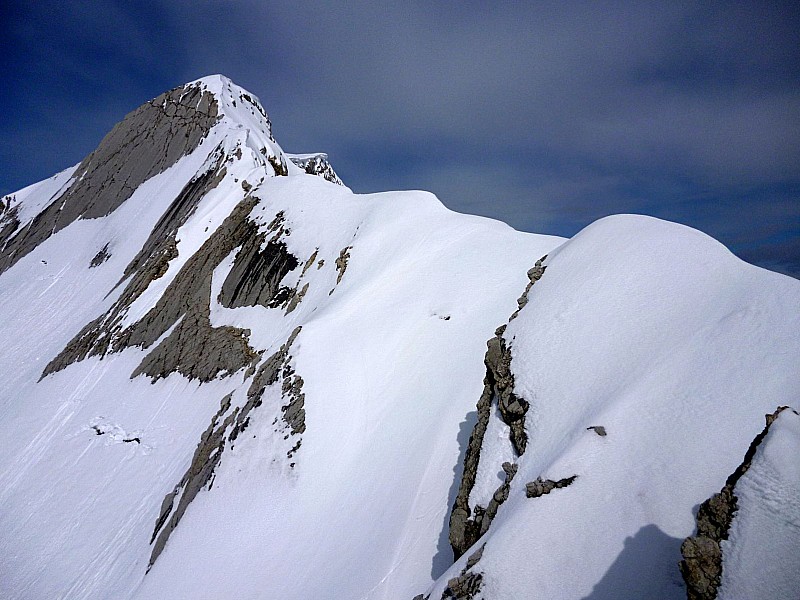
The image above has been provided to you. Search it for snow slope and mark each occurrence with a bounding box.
[1,75,798,600]
[718,408,800,600]
[428,215,800,599]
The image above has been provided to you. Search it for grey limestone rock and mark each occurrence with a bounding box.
[44,191,265,383]
[679,406,797,600]
[218,233,298,310]
[148,328,306,571]
[448,255,548,560]
[148,393,237,569]
[0,82,219,275]
[335,245,352,284]
[0,196,20,251]
[525,474,578,498]
[441,544,486,599]
[288,153,345,186]
[89,243,111,268]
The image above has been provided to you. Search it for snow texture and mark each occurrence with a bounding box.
[718,409,800,600]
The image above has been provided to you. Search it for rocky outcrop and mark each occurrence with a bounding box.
[475,462,518,539]
[242,327,306,463]
[448,255,548,560]
[149,393,236,569]
[441,544,486,600]
[335,246,352,284]
[148,328,304,570]
[288,153,345,186]
[89,243,111,268]
[218,235,298,309]
[679,406,796,600]
[508,256,546,321]
[120,149,228,287]
[0,195,20,250]
[525,475,577,498]
[43,186,270,382]
[0,82,219,274]
[42,137,302,384]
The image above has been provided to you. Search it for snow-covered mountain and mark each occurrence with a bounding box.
[1,75,797,600]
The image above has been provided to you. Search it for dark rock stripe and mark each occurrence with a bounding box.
[448,255,548,560]
[679,406,798,600]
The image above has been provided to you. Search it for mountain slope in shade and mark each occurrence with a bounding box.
[0,76,797,600]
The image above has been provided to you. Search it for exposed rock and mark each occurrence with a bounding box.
[508,255,547,321]
[267,154,288,176]
[477,462,518,539]
[288,153,345,186]
[335,246,352,284]
[149,394,236,569]
[490,335,529,456]
[237,326,305,458]
[43,194,263,383]
[441,544,486,599]
[525,475,578,498]
[442,572,482,600]
[89,244,111,268]
[0,82,219,275]
[587,425,607,436]
[449,255,548,560]
[148,329,306,570]
[120,150,228,287]
[464,543,485,571]
[218,233,298,309]
[301,249,318,275]
[679,406,795,600]
[0,196,20,250]
[449,370,493,560]
[285,283,308,314]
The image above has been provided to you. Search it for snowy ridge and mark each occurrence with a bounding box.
[1,76,798,600]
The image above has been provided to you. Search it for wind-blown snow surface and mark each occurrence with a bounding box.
[718,409,800,600]
[0,75,798,600]
[427,215,800,599]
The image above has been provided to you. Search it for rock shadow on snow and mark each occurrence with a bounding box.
[581,524,685,600]
[431,410,478,580]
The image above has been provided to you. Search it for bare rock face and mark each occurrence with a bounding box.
[448,255,548,560]
[89,243,111,268]
[679,406,795,600]
[41,135,301,384]
[218,231,298,309]
[148,393,236,569]
[42,182,273,383]
[288,153,345,186]
[0,82,219,274]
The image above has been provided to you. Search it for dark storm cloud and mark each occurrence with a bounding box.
[1,1,798,275]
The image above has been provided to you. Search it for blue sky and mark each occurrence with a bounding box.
[2,1,799,276]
